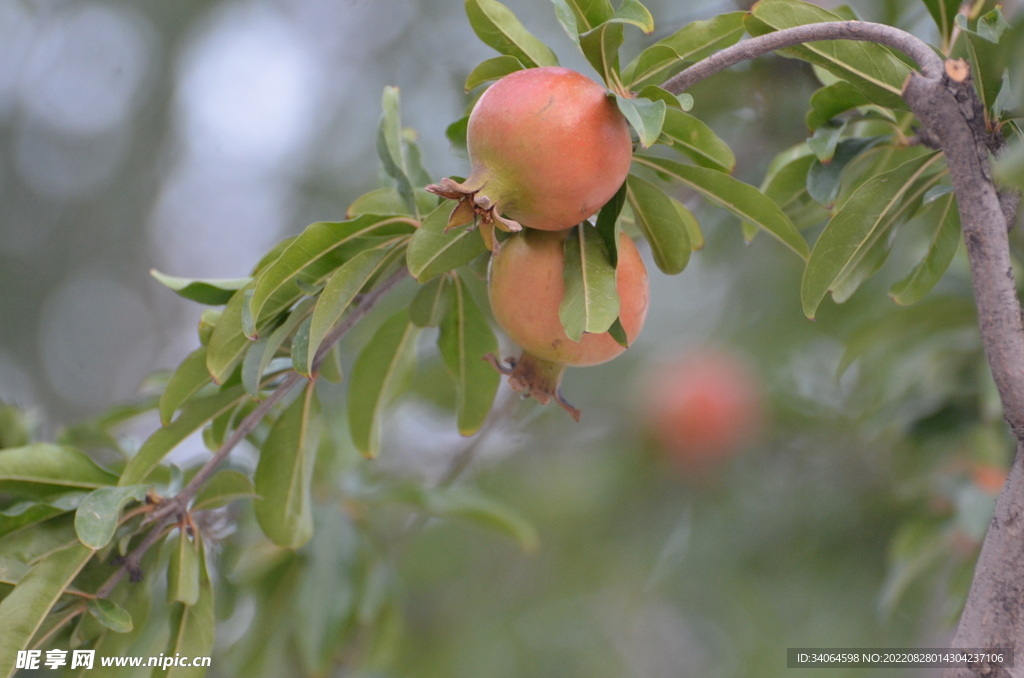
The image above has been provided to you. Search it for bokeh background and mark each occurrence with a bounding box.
[2,0,1024,675]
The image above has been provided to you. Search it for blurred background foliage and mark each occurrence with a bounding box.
[2,0,1024,676]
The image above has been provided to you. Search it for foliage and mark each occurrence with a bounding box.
[1,0,1023,675]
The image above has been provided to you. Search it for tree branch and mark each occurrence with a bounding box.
[661,21,943,95]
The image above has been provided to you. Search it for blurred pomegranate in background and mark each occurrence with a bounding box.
[643,348,764,473]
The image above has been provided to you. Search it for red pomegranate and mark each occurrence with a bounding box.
[487,228,649,419]
[428,67,632,242]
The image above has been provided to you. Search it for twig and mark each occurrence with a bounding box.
[661,21,943,95]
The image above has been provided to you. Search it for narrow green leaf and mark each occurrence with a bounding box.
[615,94,666,149]
[240,289,257,339]
[806,80,870,130]
[438,275,500,436]
[608,317,629,347]
[609,0,654,34]
[801,152,943,318]
[922,0,960,46]
[465,0,559,68]
[167,530,201,606]
[347,311,419,457]
[0,445,117,490]
[407,204,489,283]
[318,344,343,384]
[159,348,212,425]
[160,535,214,678]
[747,147,828,234]
[403,129,433,187]
[291,317,313,378]
[634,155,809,259]
[625,174,691,274]
[0,543,94,678]
[559,223,620,341]
[346,187,437,219]
[806,136,886,206]
[0,496,81,539]
[410,276,452,328]
[465,55,524,90]
[149,271,251,306]
[595,181,627,265]
[656,107,735,172]
[191,470,257,511]
[890,192,961,305]
[956,8,1010,44]
[673,197,704,250]
[120,386,246,486]
[307,248,392,375]
[377,86,415,215]
[255,382,320,549]
[636,85,690,111]
[621,12,745,89]
[87,598,133,634]
[446,116,469,156]
[581,22,624,90]
[747,0,910,110]
[553,0,613,35]
[74,484,148,549]
[552,0,582,45]
[197,309,219,347]
[807,121,844,163]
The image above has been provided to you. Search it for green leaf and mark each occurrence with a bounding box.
[347,311,419,458]
[674,196,705,250]
[465,55,524,90]
[149,271,251,306]
[407,204,489,283]
[621,12,745,89]
[806,80,870,130]
[290,316,313,378]
[956,8,1010,44]
[595,181,627,265]
[410,276,452,328]
[0,444,117,491]
[747,0,910,110]
[806,136,886,206]
[167,530,201,606]
[377,86,416,216]
[0,543,94,678]
[241,299,314,399]
[607,317,629,347]
[559,223,620,341]
[634,155,809,259]
[0,496,81,539]
[191,470,257,511]
[807,121,844,163]
[346,187,437,219]
[801,152,943,318]
[159,347,212,426]
[307,247,392,375]
[610,0,654,34]
[552,0,613,38]
[87,598,133,634]
[615,94,666,149]
[636,84,692,111]
[625,174,691,274]
[581,22,624,90]
[120,386,246,486]
[746,148,827,235]
[198,309,219,347]
[247,214,416,332]
[890,191,961,305]
[437,275,500,436]
[656,107,735,172]
[160,536,214,678]
[446,116,469,156]
[465,0,559,68]
[921,0,960,47]
[255,382,320,549]
[403,129,433,187]
[75,484,148,549]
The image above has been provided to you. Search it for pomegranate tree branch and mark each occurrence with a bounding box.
[661,21,943,95]
[659,19,1024,669]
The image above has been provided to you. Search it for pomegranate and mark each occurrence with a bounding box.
[643,349,762,473]
[487,228,649,419]
[428,67,632,243]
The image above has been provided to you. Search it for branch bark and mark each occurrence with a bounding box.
[661,22,1024,673]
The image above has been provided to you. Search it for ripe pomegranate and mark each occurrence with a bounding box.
[487,228,649,420]
[643,349,762,473]
[428,67,632,243]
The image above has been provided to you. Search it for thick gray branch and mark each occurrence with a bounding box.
[661,21,943,95]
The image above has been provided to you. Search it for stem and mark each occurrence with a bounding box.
[661,21,943,95]
[31,604,87,650]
